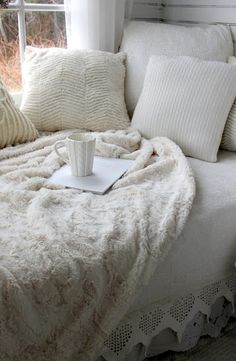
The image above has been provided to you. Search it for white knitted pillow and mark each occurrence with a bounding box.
[21,47,130,132]
[0,80,38,149]
[221,56,236,151]
[120,22,233,115]
[131,56,236,162]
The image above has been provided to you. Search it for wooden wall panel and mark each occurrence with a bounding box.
[165,0,236,5]
[163,3,236,24]
[131,0,163,21]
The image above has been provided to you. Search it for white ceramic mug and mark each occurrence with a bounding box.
[54,133,96,177]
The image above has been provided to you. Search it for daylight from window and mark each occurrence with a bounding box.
[0,0,66,91]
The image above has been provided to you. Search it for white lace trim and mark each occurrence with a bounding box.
[101,273,236,361]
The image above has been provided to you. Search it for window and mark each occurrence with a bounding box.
[0,0,66,91]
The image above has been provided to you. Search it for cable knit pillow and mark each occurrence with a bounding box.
[21,47,130,132]
[221,56,236,151]
[131,56,236,162]
[120,22,233,115]
[0,80,38,149]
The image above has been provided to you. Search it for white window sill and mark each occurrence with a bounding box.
[11,92,22,107]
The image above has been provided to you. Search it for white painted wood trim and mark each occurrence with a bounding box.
[132,0,163,20]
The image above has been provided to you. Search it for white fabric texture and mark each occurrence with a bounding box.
[120,22,234,114]
[0,80,38,148]
[221,56,236,151]
[101,150,236,359]
[130,150,236,313]
[65,0,134,52]
[0,130,195,361]
[99,275,236,361]
[98,149,236,359]
[131,56,236,162]
[21,47,130,132]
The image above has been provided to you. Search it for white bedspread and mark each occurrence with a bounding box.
[130,150,236,312]
[0,130,195,361]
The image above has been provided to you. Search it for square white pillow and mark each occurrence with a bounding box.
[21,47,130,132]
[131,56,236,162]
[221,56,236,151]
[120,22,233,115]
[0,80,38,148]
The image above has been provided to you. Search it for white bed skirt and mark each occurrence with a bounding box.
[97,273,236,361]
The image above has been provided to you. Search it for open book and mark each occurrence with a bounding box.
[49,156,134,194]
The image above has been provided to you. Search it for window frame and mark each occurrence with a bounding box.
[4,0,65,65]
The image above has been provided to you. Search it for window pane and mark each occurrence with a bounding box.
[26,11,66,48]
[0,11,21,91]
[24,1,64,4]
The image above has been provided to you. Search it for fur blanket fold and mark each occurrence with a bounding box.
[0,129,195,361]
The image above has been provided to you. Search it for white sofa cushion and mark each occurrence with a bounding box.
[0,80,38,148]
[221,56,236,151]
[131,56,236,162]
[21,47,130,132]
[120,22,234,115]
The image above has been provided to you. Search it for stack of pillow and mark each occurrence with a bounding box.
[0,48,130,149]
[1,21,236,163]
[120,22,236,162]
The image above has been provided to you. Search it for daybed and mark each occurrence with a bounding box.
[0,20,236,361]
[98,21,236,361]
[99,151,236,361]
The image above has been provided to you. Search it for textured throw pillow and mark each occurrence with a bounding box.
[221,56,236,151]
[0,80,38,149]
[21,47,130,132]
[120,22,233,114]
[131,56,236,162]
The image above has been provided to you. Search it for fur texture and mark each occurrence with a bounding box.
[0,129,195,361]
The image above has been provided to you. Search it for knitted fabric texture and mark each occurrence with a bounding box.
[0,129,195,361]
[131,56,236,162]
[0,80,38,148]
[221,56,236,151]
[21,47,130,132]
[120,22,233,115]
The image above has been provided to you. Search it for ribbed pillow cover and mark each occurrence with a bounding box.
[221,56,236,151]
[21,47,130,132]
[131,56,236,162]
[120,22,234,115]
[0,80,38,149]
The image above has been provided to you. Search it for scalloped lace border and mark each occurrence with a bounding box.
[101,273,236,361]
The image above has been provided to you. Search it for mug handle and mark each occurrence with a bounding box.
[54,140,69,164]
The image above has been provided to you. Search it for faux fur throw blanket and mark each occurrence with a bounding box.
[0,129,195,361]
